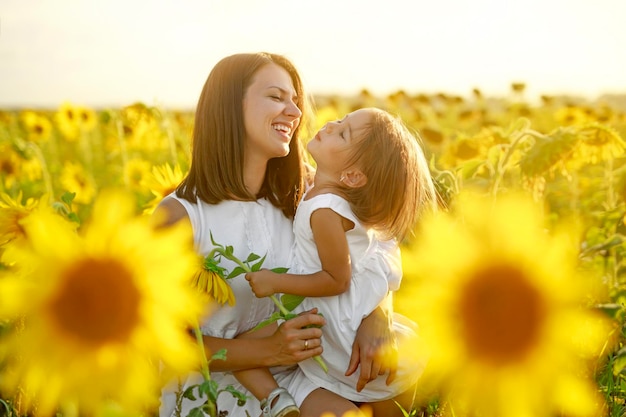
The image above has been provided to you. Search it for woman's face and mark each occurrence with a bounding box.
[242,63,302,163]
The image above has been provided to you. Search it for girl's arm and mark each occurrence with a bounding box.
[246,208,352,297]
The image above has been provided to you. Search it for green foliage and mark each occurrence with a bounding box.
[176,349,248,417]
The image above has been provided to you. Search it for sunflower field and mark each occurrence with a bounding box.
[1,84,626,417]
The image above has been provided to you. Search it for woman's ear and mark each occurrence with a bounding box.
[340,169,367,188]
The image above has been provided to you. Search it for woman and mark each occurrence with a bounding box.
[155,52,399,417]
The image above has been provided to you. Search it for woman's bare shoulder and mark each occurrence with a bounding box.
[152,197,190,229]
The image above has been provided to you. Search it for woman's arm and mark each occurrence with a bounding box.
[346,238,403,391]
[204,310,325,372]
[151,197,190,230]
[345,294,398,392]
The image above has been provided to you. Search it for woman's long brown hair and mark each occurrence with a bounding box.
[176,52,310,218]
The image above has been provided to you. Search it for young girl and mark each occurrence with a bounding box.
[238,107,438,417]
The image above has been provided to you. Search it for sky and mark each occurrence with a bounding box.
[1,0,625,109]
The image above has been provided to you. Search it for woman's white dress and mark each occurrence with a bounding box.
[159,195,317,417]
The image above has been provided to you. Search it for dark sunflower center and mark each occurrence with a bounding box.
[47,257,141,346]
[1,160,16,175]
[459,263,546,365]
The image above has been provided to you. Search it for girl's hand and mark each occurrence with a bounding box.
[245,269,278,297]
[345,305,398,392]
[268,308,325,365]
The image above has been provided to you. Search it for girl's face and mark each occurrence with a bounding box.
[242,63,302,164]
[307,108,374,177]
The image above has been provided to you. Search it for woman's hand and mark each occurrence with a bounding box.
[345,304,398,392]
[266,308,326,366]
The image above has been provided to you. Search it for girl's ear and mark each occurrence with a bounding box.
[340,169,367,188]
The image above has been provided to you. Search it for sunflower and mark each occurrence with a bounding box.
[119,104,168,152]
[54,102,82,141]
[438,134,489,174]
[0,192,53,248]
[54,102,77,140]
[554,105,593,126]
[77,106,97,133]
[0,145,21,186]
[0,143,42,189]
[140,163,185,213]
[398,191,614,417]
[21,111,53,143]
[123,158,152,190]
[54,102,97,141]
[190,255,235,306]
[0,189,203,416]
[575,123,626,164]
[59,161,97,205]
[419,126,445,147]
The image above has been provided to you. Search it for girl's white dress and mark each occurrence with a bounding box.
[292,193,424,402]
[159,195,318,417]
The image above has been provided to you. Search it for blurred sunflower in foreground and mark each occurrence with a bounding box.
[320,405,373,417]
[398,191,615,417]
[0,189,203,416]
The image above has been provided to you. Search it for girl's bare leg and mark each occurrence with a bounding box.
[232,367,279,405]
[233,323,281,407]
[369,384,425,417]
[300,388,370,417]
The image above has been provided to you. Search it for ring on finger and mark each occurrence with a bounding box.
[304,339,309,350]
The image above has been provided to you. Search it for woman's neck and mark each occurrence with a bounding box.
[243,157,267,196]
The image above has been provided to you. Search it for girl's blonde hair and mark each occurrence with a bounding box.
[342,108,437,241]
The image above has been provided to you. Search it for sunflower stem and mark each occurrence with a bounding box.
[605,157,615,210]
[162,114,179,167]
[491,129,532,198]
[193,322,211,381]
[115,117,130,187]
[26,142,55,203]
